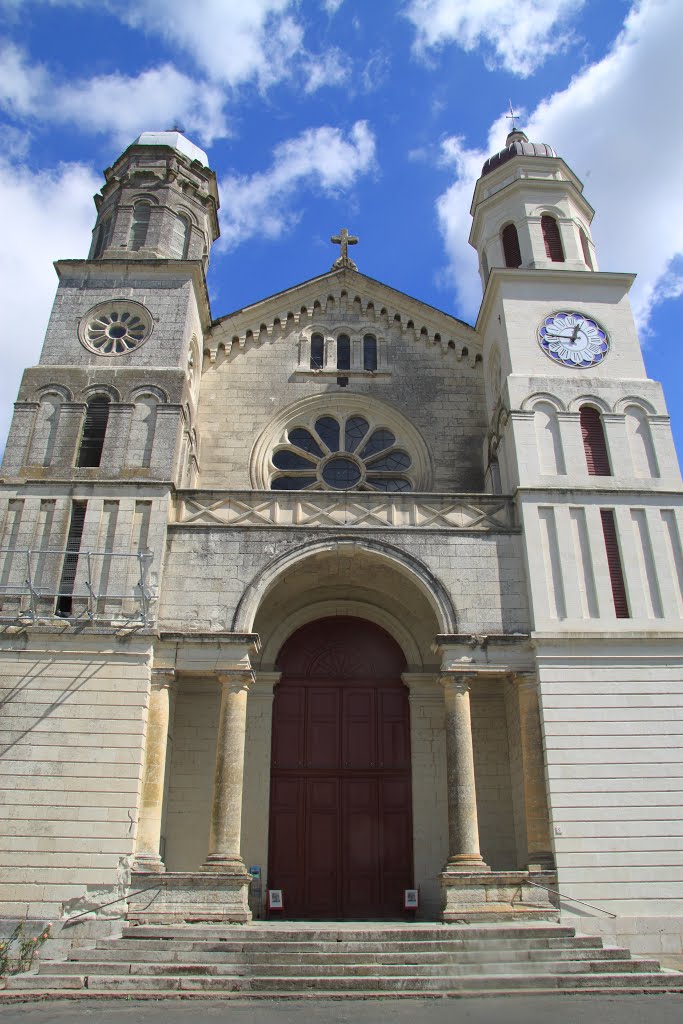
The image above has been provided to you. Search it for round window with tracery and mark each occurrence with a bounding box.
[79,300,153,356]
[270,414,414,492]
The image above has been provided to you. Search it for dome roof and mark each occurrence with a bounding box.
[481,130,556,177]
[133,131,209,168]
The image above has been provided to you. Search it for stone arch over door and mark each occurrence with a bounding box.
[268,616,413,919]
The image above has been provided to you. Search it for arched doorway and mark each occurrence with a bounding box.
[268,617,413,919]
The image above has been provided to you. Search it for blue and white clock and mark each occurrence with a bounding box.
[538,311,610,368]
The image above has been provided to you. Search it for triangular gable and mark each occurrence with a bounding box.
[208,268,480,364]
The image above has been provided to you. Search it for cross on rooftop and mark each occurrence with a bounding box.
[506,100,520,133]
[331,228,359,270]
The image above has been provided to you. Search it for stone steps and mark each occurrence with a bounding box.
[3,922,682,1000]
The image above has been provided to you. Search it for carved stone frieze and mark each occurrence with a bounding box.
[174,490,517,532]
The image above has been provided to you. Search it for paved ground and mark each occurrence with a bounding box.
[2,996,683,1024]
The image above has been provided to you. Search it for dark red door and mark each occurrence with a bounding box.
[268,617,413,919]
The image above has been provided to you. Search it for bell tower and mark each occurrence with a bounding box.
[89,131,219,268]
[470,129,598,287]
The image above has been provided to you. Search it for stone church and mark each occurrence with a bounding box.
[1,128,682,954]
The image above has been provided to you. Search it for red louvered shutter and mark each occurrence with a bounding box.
[580,406,611,476]
[600,510,630,618]
[541,216,565,262]
[502,224,522,268]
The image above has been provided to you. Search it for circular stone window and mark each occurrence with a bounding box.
[270,413,414,492]
[79,300,153,356]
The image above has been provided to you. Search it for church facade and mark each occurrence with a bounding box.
[1,129,683,952]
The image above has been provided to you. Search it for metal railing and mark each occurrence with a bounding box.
[0,547,155,625]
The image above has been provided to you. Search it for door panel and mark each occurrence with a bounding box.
[306,688,341,768]
[342,688,376,768]
[269,617,413,919]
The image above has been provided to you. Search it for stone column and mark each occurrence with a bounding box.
[133,669,175,872]
[203,670,253,872]
[440,673,488,872]
[512,672,555,870]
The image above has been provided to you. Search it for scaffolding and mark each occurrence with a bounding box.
[0,547,155,625]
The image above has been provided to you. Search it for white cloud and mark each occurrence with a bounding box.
[119,0,305,91]
[218,121,377,249]
[304,48,350,93]
[435,0,683,331]
[322,0,345,13]
[0,43,229,145]
[404,0,584,76]
[0,156,99,446]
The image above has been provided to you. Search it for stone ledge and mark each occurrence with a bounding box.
[127,871,252,925]
[441,870,559,923]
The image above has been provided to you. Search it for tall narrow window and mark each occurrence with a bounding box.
[337,334,351,371]
[541,215,565,262]
[56,501,87,617]
[310,333,324,369]
[77,397,110,468]
[169,214,190,259]
[580,405,611,476]
[93,215,113,259]
[363,335,377,371]
[600,509,630,618]
[129,203,151,251]
[580,229,594,270]
[502,223,522,268]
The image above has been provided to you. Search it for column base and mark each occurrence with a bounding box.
[201,855,249,875]
[128,871,252,924]
[441,869,560,923]
[444,854,490,873]
[131,855,166,874]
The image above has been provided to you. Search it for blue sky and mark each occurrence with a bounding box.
[0,0,681,458]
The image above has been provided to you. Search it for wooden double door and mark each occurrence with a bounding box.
[268,618,413,919]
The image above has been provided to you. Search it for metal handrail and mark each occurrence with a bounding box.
[62,884,165,927]
[524,877,617,918]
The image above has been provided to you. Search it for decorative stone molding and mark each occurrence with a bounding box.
[175,490,516,531]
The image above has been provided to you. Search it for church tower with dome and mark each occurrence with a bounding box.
[0,127,682,965]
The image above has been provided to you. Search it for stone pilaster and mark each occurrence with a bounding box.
[440,673,488,872]
[133,669,175,872]
[511,672,555,871]
[203,669,253,873]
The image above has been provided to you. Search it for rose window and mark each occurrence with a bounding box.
[80,301,153,356]
[270,414,413,492]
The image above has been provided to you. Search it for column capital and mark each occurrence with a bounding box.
[439,671,476,695]
[150,668,176,691]
[216,669,254,694]
[508,670,538,691]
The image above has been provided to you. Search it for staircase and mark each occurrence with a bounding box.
[3,922,683,999]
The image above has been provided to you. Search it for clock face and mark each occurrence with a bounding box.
[538,311,610,368]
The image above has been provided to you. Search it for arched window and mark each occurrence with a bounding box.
[580,405,611,476]
[534,401,566,475]
[129,396,158,469]
[541,215,565,262]
[363,335,377,371]
[169,214,191,259]
[93,215,113,259]
[28,395,63,467]
[625,405,659,478]
[501,223,522,268]
[580,229,593,270]
[337,334,351,371]
[129,203,151,251]
[77,396,110,468]
[310,333,324,369]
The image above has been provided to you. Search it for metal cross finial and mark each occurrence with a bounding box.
[506,100,520,133]
[330,228,359,270]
